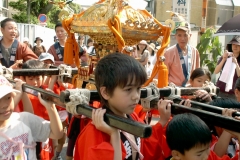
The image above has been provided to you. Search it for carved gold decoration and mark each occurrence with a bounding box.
[69,0,164,46]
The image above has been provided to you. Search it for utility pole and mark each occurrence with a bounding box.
[201,0,208,33]
[27,0,31,23]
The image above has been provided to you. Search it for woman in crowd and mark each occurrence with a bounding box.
[32,37,46,57]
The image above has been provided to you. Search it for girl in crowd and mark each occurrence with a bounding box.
[136,40,150,70]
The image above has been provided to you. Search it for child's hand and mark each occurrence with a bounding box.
[179,99,191,107]
[10,59,23,69]
[38,89,55,108]
[92,108,118,136]
[194,90,212,102]
[157,99,172,127]
[222,109,240,139]
[222,108,236,117]
[14,78,25,93]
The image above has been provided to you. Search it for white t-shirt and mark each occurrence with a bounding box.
[0,112,50,160]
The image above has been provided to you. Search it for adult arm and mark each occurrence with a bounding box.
[20,43,38,61]
[214,51,228,74]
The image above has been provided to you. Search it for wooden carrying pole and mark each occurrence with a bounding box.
[9,80,152,138]
[9,81,240,134]
[59,87,219,103]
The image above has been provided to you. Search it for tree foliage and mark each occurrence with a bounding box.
[9,0,81,29]
[196,28,223,74]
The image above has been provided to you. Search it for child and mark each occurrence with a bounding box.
[189,68,211,87]
[186,67,213,102]
[74,53,171,160]
[165,112,240,160]
[18,59,54,159]
[0,75,63,159]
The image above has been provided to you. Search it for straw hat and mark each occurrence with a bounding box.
[138,40,148,45]
[149,43,155,50]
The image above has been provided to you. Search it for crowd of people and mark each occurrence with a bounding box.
[0,15,240,160]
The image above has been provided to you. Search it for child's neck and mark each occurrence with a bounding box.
[0,119,10,128]
[108,106,127,117]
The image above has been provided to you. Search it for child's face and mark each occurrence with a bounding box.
[25,76,43,87]
[0,93,14,123]
[174,143,210,160]
[190,75,209,87]
[103,79,141,117]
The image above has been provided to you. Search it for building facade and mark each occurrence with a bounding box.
[155,0,240,29]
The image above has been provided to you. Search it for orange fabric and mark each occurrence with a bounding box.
[40,139,54,160]
[107,17,125,53]
[18,94,50,120]
[74,112,171,160]
[142,10,171,88]
[62,17,80,67]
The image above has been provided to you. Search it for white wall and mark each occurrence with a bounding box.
[17,23,56,51]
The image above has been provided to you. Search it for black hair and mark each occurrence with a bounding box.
[137,44,148,55]
[94,53,147,107]
[87,38,93,46]
[190,68,211,81]
[235,77,240,91]
[22,59,47,70]
[55,22,63,31]
[166,113,212,154]
[209,97,240,109]
[1,18,16,28]
[78,35,84,40]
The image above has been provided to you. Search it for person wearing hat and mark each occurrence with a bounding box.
[38,52,55,65]
[136,40,150,69]
[164,21,200,86]
[32,37,46,57]
[148,43,156,66]
[23,37,33,50]
[214,35,240,99]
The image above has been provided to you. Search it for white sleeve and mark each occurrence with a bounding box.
[18,112,51,142]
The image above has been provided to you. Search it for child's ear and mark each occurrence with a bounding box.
[171,150,181,160]
[100,86,110,100]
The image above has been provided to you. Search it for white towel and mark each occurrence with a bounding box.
[219,57,236,92]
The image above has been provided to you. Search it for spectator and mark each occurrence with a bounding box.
[214,36,240,99]
[32,37,46,57]
[23,37,33,50]
[136,40,150,69]
[164,21,200,86]
[86,38,96,56]
[78,35,88,66]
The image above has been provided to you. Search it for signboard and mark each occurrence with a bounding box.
[38,14,47,26]
[172,0,191,22]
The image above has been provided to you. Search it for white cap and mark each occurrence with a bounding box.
[38,53,55,63]
[23,37,29,42]
[0,75,20,99]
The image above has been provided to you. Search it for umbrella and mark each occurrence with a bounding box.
[214,14,240,36]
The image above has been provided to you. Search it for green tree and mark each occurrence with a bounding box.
[196,28,223,74]
[9,0,81,28]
